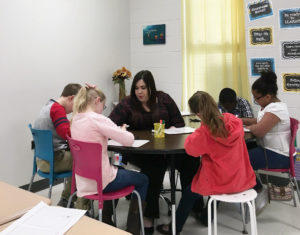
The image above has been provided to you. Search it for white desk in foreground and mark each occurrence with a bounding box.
[0,181,130,235]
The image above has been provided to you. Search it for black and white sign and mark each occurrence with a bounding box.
[281,41,300,59]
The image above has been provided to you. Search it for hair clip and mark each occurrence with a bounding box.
[85,83,96,89]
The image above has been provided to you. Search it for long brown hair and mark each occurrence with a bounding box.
[188,91,228,138]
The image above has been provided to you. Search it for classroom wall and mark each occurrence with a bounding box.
[0,0,130,186]
[129,0,182,108]
[244,0,300,144]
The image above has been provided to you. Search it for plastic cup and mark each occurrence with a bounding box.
[154,123,165,138]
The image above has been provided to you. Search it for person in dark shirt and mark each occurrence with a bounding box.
[218,88,254,118]
[108,70,201,234]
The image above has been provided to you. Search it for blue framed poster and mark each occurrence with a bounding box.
[248,0,273,21]
[279,8,300,28]
[250,58,275,76]
[143,24,166,45]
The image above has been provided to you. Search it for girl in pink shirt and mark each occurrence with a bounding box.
[71,85,148,235]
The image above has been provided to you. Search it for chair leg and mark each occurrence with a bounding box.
[213,199,217,235]
[67,191,77,208]
[288,174,297,207]
[112,200,117,226]
[90,200,95,217]
[256,173,263,186]
[246,200,258,235]
[266,174,270,203]
[48,184,53,199]
[63,178,67,191]
[241,203,248,234]
[98,208,103,221]
[28,174,35,191]
[207,198,213,235]
[293,177,300,203]
[132,190,145,235]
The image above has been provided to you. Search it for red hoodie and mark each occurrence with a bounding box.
[184,113,256,196]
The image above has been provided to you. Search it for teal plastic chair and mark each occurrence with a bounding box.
[28,124,72,198]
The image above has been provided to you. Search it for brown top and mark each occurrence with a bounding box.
[0,181,51,225]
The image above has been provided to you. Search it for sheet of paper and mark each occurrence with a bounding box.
[108,139,149,148]
[1,201,86,235]
[244,127,251,132]
[180,111,191,116]
[164,127,195,135]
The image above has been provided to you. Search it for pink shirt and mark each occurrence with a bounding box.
[71,112,134,197]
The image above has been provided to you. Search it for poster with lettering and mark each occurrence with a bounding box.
[281,41,300,60]
[248,0,273,21]
[279,8,300,28]
[249,27,273,45]
[250,58,275,76]
[283,73,300,92]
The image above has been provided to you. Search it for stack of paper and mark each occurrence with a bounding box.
[164,127,195,134]
[1,201,86,235]
[108,139,149,147]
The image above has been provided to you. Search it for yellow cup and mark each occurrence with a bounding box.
[154,123,165,138]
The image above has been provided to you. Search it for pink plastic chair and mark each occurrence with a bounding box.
[66,136,144,234]
[260,117,300,206]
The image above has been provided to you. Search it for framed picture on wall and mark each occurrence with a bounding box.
[143,24,166,45]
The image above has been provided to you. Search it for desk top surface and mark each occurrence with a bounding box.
[0,181,51,225]
[108,130,189,155]
[0,216,130,235]
[108,129,254,155]
[0,181,130,235]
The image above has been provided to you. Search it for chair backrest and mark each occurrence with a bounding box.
[28,124,54,162]
[289,117,299,177]
[67,136,103,200]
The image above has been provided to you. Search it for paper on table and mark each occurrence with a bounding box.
[1,201,86,235]
[244,127,251,132]
[108,139,149,148]
[164,127,195,135]
[180,111,191,116]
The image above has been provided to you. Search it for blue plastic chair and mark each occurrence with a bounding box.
[28,124,72,198]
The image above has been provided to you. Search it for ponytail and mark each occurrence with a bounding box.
[73,87,106,116]
[188,91,228,138]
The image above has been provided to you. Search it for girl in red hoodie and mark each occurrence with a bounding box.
[157,91,256,235]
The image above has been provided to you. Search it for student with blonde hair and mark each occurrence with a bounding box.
[157,91,256,234]
[71,84,148,235]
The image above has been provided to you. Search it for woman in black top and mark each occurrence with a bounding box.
[109,70,201,234]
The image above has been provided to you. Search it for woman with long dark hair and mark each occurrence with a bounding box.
[109,70,201,234]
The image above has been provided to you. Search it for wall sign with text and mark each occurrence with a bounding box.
[250,58,275,76]
[249,27,273,45]
[248,0,273,21]
[283,73,300,92]
[279,8,300,28]
[281,41,300,60]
